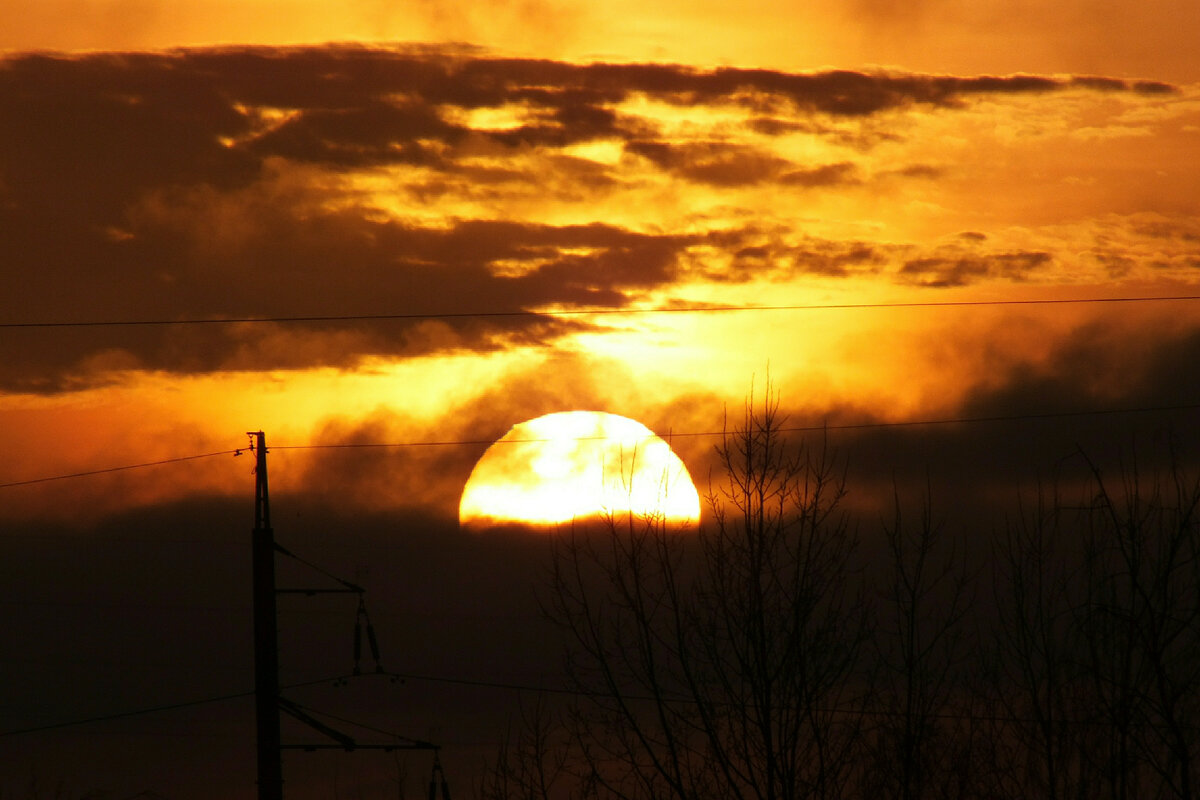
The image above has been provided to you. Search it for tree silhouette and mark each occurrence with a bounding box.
[480,403,1200,800]
[531,388,868,800]
[861,484,975,800]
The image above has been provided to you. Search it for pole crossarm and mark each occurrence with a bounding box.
[279,697,357,749]
[274,542,365,592]
[276,588,363,595]
[281,743,439,751]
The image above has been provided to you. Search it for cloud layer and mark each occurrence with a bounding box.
[2,46,1191,392]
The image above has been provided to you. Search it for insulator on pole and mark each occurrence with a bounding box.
[367,621,381,667]
[353,617,363,675]
[356,596,384,671]
[430,753,450,800]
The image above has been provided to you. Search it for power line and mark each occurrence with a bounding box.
[3,402,1198,491]
[0,665,1088,740]
[0,674,342,740]
[5,661,1197,741]
[272,401,1200,450]
[328,669,1200,732]
[3,294,1199,329]
[0,449,240,489]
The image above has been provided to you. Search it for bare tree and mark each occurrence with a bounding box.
[482,400,1200,800]
[862,484,975,800]
[987,443,1200,800]
[542,389,869,800]
[479,696,582,800]
[1077,446,1200,800]
[988,481,1095,800]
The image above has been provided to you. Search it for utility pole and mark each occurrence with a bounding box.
[250,430,283,800]
[247,430,441,800]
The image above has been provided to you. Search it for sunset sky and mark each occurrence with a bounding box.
[2,1,1198,796]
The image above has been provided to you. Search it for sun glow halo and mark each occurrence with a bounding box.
[459,411,701,529]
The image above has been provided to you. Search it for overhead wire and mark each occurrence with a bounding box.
[370,668,1200,731]
[2,401,1198,491]
[0,449,240,488]
[272,401,1200,452]
[1,291,1196,489]
[0,674,344,739]
[6,664,1194,738]
[2,293,1199,329]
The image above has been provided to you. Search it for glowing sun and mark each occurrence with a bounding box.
[459,411,701,529]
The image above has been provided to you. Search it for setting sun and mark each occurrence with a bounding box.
[459,411,701,529]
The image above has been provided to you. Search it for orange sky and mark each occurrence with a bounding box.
[5,0,1200,82]
[2,4,1199,797]
[0,23,1197,522]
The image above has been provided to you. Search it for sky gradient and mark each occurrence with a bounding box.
[1,1,1198,797]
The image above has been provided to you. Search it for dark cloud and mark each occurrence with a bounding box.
[491,94,624,148]
[796,242,884,276]
[0,207,702,391]
[246,100,464,167]
[1133,80,1177,94]
[898,251,1052,287]
[780,161,860,187]
[1071,75,1131,91]
[1,46,1163,196]
[1132,218,1200,243]
[889,163,944,179]
[1068,76,1176,95]
[950,74,1058,94]
[0,45,1171,392]
[627,140,794,186]
[959,320,1200,420]
[746,116,811,135]
[693,229,888,281]
[1092,249,1137,277]
[776,316,1200,541]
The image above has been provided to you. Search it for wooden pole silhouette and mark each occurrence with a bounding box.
[250,431,283,800]
[247,429,440,798]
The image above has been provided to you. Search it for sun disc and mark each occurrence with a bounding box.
[459,411,701,529]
